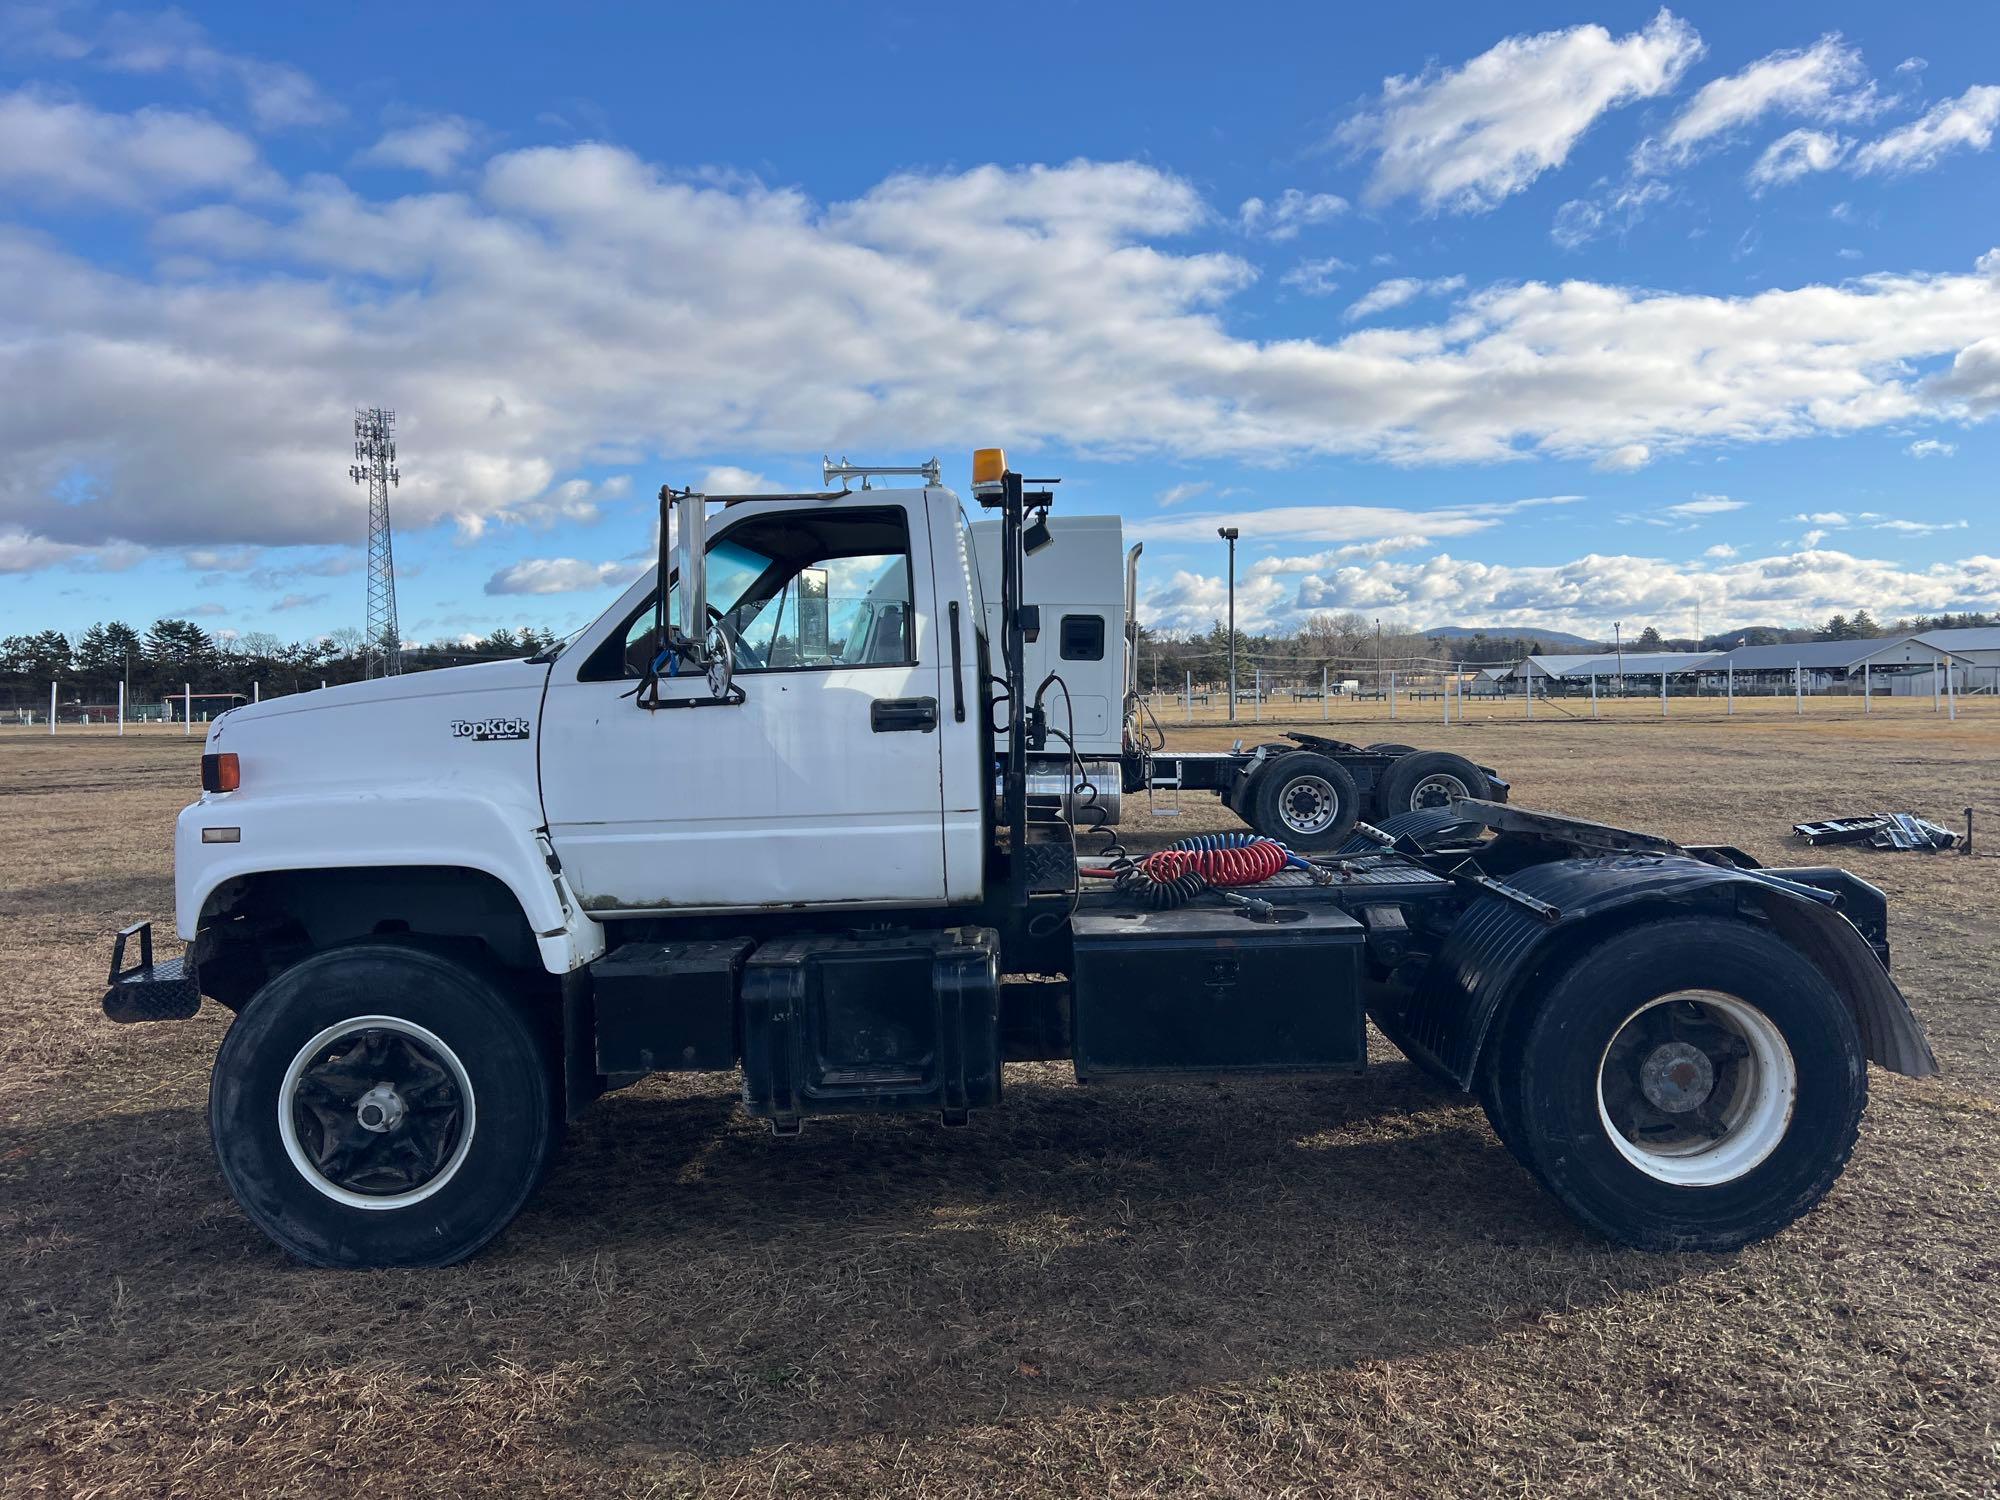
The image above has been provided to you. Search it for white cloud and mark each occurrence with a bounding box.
[1550,179,1671,249]
[7,145,2000,569]
[1156,481,1212,508]
[465,473,631,536]
[1238,189,1348,239]
[1704,543,1737,558]
[1793,511,1852,525]
[1747,128,1851,190]
[484,556,648,595]
[1595,444,1651,472]
[1343,274,1465,322]
[1132,495,1578,547]
[1907,438,1956,458]
[1337,11,1704,214]
[1248,535,1439,575]
[1929,335,2000,415]
[1665,494,1746,517]
[1279,255,1351,297]
[1636,34,1876,172]
[699,466,783,494]
[1872,517,1967,534]
[1801,529,1828,547]
[1143,545,2000,637]
[27,7,342,130]
[1853,85,2000,175]
[358,116,481,176]
[0,87,275,206]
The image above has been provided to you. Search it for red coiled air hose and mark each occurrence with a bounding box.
[1132,837,1289,886]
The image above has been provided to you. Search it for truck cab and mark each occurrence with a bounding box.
[538,485,988,913]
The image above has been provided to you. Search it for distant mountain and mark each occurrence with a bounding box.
[1421,625,1602,650]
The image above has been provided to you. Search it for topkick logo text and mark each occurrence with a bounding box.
[451,717,532,742]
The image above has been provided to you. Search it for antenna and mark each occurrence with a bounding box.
[349,407,403,677]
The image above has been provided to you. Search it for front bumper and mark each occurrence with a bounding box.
[103,920,201,1023]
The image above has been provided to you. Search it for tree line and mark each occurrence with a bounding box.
[1,619,568,714]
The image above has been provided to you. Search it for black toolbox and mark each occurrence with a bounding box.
[740,927,1002,1128]
[592,938,750,1081]
[1069,904,1366,1080]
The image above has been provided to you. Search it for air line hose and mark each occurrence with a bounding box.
[1082,832,1294,909]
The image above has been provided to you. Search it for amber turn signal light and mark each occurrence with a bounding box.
[201,752,240,793]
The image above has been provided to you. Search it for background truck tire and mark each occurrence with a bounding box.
[210,944,558,1268]
[1223,744,1292,818]
[1249,752,1360,850]
[1378,751,1490,816]
[1483,916,1867,1252]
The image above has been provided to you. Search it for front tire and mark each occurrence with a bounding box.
[210,945,557,1268]
[1486,918,1866,1252]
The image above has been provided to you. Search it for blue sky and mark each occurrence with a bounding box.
[2,1,1997,644]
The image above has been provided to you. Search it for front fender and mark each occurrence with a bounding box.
[175,788,606,974]
[1369,853,1937,1089]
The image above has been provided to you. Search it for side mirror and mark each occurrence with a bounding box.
[670,486,708,639]
[643,485,737,706]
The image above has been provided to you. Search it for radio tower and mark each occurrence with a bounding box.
[350,407,403,677]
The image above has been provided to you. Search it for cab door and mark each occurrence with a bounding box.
[539,497,948,912]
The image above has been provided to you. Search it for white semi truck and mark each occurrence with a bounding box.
[965,510,1512,849]
[105,451,1934,1267]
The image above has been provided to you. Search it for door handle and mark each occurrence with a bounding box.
[871,696,939,733]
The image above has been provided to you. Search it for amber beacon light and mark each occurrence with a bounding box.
[970,447,1008,494]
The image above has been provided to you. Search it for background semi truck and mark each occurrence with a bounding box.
[967,511,1511,850]
[104,452,1934,1268]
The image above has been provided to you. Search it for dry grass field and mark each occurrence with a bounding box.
[3,706,1998,1497]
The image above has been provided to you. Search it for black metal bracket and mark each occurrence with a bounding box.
[637,685,747,711]
[109,919,154,985]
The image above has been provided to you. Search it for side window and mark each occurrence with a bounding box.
[1060,614,1105,661]
[583,507,914,680]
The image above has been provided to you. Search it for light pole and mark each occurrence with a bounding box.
[1374,617,1383,700]
[1218,527,1239,722]
[1614,620,1623,698]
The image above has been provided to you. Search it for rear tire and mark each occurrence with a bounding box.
[1365,742,1418,756]
[1380,751,1490,816]
[1248,752,1360,850]
[210,944,557,1268]
[1486,917,1866,1252]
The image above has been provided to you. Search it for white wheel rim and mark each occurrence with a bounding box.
[1279,774,1341,834]
[278,1015,478,1211]
[1409,773,1467,810]
[1596,989,1795,1187]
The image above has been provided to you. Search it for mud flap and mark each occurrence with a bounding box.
[1368,853,1937,1090]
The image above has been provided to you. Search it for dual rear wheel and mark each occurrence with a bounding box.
[1242,748,1493,849]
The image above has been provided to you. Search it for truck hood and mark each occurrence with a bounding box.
[201,657,552,809]
[212,658,553,731]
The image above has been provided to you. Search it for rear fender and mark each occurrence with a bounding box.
[1369,853,1937,1089]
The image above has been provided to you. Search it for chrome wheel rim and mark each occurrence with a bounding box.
[1408,773,1469,810]
[1277,774,1341,835]
[279,1015,477,1210]
[1596,990,1795,1187]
